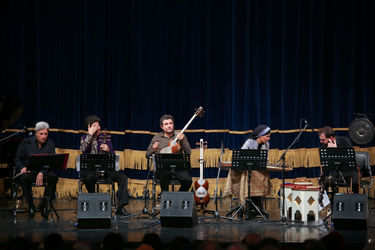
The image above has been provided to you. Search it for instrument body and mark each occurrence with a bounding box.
[161,140,181,154]
[194,139,210,205]
[160,107,204,154]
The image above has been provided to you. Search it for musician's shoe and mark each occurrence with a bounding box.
[237,210,244,219]
[116,207,131,216]
[245,210,257,220]
[28,204,35,218]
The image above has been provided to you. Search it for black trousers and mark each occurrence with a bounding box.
[18,171,58,206]
[155,169,192,192]
[82,170,129,207]
[322,170,359,194]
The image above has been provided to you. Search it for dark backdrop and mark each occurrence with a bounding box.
[1,0,374,151]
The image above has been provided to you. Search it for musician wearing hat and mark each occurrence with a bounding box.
[14,121,57,219]
[224,124,272,219]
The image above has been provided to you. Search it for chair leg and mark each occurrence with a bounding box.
[78,180,83,193]
[41,197,59,222]
[12,184,18,217]
[112,183,116,208]
[152,180,157,210]
[49,199,59,219]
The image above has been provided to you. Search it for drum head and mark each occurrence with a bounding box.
[349,118,375,144]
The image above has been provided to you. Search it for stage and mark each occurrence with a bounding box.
[0,198,374,249]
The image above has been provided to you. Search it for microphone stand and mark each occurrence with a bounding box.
[121,156,159,223]
[269,121,309,224]
[199,141,238,222]
[0,128,27,144]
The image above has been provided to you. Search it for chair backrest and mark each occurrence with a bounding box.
[356,151,371,177]
[76,155,81,172]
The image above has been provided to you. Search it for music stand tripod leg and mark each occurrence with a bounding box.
[120,158,160,222]
[229,169,267,220]
[244,170,267,220]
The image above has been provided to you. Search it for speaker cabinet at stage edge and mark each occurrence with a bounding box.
[160,191,197,227]
[332,193,367,230]
[77,193,112,229]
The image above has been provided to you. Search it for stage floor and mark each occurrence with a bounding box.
[0,197,374,248]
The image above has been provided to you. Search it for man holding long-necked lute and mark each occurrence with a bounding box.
[145,114,193,192]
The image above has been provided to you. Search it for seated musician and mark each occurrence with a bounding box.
[80,115,130,216]
[318,126,358,194]
[224,124,271,219]
[145,114,192,192]
[14,121,58,219]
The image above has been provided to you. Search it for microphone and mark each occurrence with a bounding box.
[301,119,313,130]
[22,125,33,136]
[22,126,28,133]
[220,140,225,154]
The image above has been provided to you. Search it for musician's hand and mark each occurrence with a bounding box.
[100,143,109,152]
[88,123,99,136]
[327,138,337,148]
[36,172,44,186]
[21,167,29,174]
[152,142,159,152]
[176,133,185,141]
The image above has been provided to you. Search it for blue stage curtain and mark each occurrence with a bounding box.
[1,0,374,151]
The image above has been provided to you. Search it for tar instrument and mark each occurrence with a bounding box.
[160,107,204,153]
[98,130,111,153]
[194,139,210,205]
[97,131,111,179]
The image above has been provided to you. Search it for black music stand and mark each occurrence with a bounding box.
[320,148,356,173]
[228,149,268,220]
[80,153,116,177]
[319,148,357,222]
[79,154,117,210]
[153,153,191,172]
[152,154,191,217]
[28,153,69,221]
[153,153,191,192]
[28,153,69,172]
[319,148,357,200]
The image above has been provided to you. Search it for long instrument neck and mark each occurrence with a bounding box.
[199,139,204,179]
[173,113,198,142]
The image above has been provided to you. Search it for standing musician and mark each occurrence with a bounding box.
[318,126,358,195]
[224,124,272,218]
[145,114,192,192]
[14,121,58,219]
[80,115,130,216]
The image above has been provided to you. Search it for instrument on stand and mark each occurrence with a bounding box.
[160,107,204,153]
[194,139,210,205]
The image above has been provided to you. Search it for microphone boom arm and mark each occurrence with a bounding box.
[277,122,309,164]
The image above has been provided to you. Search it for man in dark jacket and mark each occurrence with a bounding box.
[14,121,57,218]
